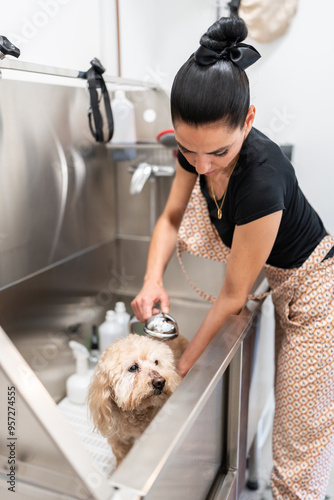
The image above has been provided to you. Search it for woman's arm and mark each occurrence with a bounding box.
[177,210,283,377]
[131,162,196,322]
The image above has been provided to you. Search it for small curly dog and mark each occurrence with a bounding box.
[88,333,187,466]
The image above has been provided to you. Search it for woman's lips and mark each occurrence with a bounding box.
[204,170,216,176]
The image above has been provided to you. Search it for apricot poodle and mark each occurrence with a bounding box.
[88,334,186,466]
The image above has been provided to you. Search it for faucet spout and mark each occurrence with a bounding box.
[129,163,175,194]
[129,162,152,194]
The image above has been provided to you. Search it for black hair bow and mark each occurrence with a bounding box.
[194,42,261,70]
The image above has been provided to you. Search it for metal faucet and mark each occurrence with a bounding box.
[129,162,176,234]
[129,162,175,194]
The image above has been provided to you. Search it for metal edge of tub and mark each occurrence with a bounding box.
[109,278,269,499]
[0,326,114,500]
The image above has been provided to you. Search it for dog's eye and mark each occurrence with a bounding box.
[154,360,159,365]
[128,364,138,372]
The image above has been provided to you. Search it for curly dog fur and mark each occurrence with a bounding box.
[88,334,186,466]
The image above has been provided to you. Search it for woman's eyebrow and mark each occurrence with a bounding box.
[176,141,231,154]
[176,141,192,152]
[207,145,231,154]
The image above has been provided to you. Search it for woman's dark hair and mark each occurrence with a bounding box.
[171,17,250,130]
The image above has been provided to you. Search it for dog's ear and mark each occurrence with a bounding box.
[87,366,117,437]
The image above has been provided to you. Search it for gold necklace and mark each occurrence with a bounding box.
[209,156,239,220]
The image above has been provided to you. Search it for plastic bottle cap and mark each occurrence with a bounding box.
[106,310,116,321]
[115,302,126,313]
[114,89,126,100]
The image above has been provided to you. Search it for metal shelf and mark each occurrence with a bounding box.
[106,142,165,150]
[0,58,159,90]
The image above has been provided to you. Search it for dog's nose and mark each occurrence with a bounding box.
[152,372,165,391]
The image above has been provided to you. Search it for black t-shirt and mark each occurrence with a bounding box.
[178,128,327,269]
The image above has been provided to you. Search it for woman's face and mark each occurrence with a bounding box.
[174,108,255,177]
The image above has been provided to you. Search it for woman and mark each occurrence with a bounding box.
[131,16,334,499]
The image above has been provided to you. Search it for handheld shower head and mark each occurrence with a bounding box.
[156,129,177,149]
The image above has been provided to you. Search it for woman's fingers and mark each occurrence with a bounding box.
[160,294,170,315]
[131,285,170,322]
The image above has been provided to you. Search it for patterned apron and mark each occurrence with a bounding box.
[177,176,334,499]
[267,235,334,499]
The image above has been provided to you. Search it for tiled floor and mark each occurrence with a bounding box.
[240,426,334,500]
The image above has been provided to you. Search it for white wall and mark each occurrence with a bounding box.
[118,0,220,90]
[247,0,334,234]
[1,0,118,74]
[118,0,334,234]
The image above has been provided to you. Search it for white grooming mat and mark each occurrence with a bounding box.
[58,397,116,477]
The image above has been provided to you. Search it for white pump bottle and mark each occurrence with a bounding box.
[66,341,93,405]
[114,301,130,337]
[110,90,137,161]
[98,310,124,353]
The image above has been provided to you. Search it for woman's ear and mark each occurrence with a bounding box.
[244,105,256,135]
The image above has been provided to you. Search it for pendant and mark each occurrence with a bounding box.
[217,209,222,219]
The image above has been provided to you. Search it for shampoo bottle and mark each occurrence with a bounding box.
[110,89,137,161]
[98,310,123,353]
[114,301,130,337]
[66,341,92,405]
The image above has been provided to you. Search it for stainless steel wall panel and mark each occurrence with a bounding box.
[0,241,117,401]
[115,238,226,303]
[117,162,152,236]
[155,173,174,215]
[116,146,175,237]
[116,237,151,293]
[0,77,116,289]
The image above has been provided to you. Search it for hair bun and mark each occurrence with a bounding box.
[200,17,248,52]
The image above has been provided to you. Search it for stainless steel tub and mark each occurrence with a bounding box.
[0,58,271,499]
[0,290,265,500]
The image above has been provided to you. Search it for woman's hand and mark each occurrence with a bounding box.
[131,279,170,323]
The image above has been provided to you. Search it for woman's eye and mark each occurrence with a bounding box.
[154,360,159,365]
[128,364,138,372]
[179,148,192,155]
[213,150,228,157]
[179,147,228,158]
